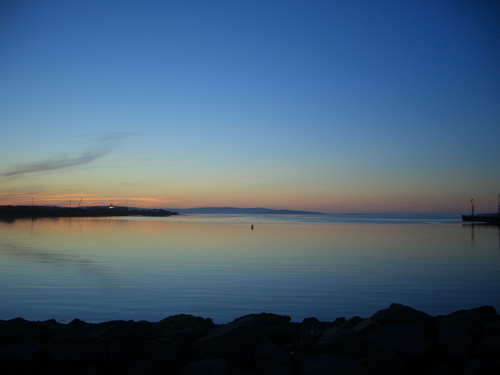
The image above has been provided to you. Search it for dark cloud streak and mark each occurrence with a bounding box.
[0,132,135,179]
[0,148,109,178]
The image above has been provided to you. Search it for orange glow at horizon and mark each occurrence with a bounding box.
[0,188,488,214]
[0,193,180,209]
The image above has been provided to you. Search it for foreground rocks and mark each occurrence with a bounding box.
[1,305,500,374]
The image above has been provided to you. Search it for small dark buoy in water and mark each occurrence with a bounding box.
[251,225,254,230]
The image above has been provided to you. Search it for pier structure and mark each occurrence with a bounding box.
[462,195,500,225]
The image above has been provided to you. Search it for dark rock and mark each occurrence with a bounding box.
[299,353,368,375]
[464,358,498,375]
[423,361,455,375]
[254,337,294,375]
[95,320,133,341]
[256,313,293,345]
[194,315,262,365]
[469,305,498,321]
[68,318,88,329]
[72,363,107,375]
[178,358,227,375]
[302,317,321,326]
[0,318,39,344]
[1,304,499,374]
[314,327,361,356]
[482,318,500,338]
[250,313,291,326]
[168,326,213,343]
[436,318,471,361]
[37,319,75,342]
[97,320,169,342]
[435,306,497,362]
[367,345,408,375]
[42,334,106,364]
[299,317,327,339]
[0,318,67,344]
[342,316,364,330]
[194,313,289,366]
[352,318,377,335]
[0,343,42,374]
[109,337,178,374]
[475,337,500,370]
[371,303,431,325]
[476,337,500,356]
[40,363,74,375]
[159,313,214,329]
[332,316,346,326]
[365,322,431,362]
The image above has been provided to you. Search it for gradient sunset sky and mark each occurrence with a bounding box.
[1,1,499,213]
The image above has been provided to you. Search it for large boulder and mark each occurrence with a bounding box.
[435,306,497,362]
[254,337,294,375]
[159,314,214,329]
[0,343,42,374]
[194,313,290,367]
[299,353,368,375]
[367,345,408,375]
[160,314,215,348]
[42,333,107,366]
[97,320,170,342]
[178,358,227,375]
[313,327,361,356]
[352,318,377,335]
[371,304,430,325]
[422,361,455,375]
[365,322,431,362]
[481,318,500,338]
[0,318,43,345]
[109,337,178,374]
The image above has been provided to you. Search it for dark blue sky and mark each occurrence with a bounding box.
[1,1,499,212]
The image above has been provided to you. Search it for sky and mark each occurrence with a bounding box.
[1,1,499,214]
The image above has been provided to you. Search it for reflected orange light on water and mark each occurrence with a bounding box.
[16,217,468,261]
[1,216,499,323]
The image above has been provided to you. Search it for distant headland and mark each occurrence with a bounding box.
[0,205,177,218]
[163,207,323,215]
[0,205,322,219]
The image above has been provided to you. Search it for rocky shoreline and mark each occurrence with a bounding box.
[1,304,500,374]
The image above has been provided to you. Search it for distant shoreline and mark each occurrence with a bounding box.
[0,205,323,219]
[163,207,324,215]
[0,205,177,218]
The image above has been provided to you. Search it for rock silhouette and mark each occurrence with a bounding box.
[1,304,499,374]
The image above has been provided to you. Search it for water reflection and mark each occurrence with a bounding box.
[1,217,499,323]
[464,223,500,250]
[0,238,119,288]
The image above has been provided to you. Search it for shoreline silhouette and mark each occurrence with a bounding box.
[0,205,177,218]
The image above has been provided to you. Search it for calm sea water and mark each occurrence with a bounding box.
[1,214,499,323]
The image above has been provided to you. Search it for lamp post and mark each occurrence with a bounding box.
[471,198,475,216]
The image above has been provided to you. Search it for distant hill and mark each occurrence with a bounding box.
[164,207,323,215]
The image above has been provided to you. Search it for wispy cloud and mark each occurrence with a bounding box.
[0,132,131,179]
[0,148,109,178]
